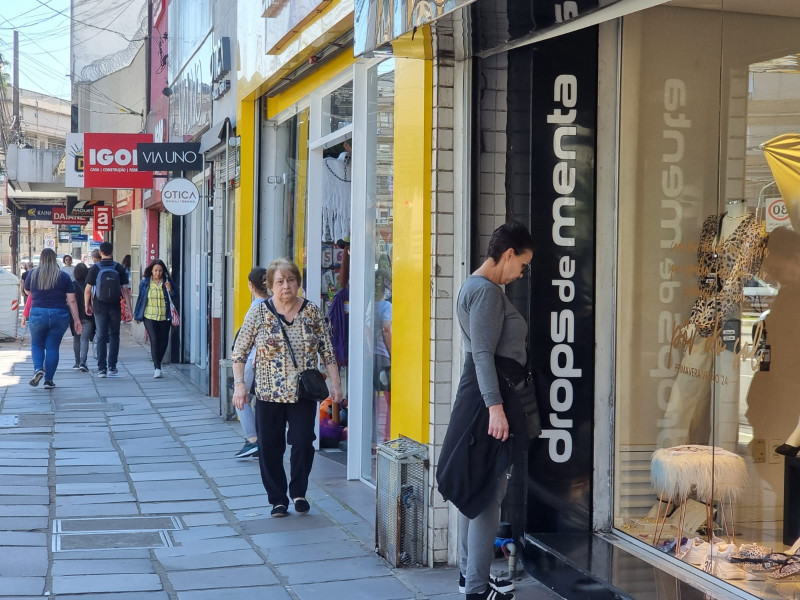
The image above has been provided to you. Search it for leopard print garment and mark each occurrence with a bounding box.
[689,212,766,338]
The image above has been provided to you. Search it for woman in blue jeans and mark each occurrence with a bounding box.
[23,248,82,389]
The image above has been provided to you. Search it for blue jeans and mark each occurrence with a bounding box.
[28,307,70,381]
[93,301,121,370]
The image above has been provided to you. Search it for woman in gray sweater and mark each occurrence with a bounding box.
[438,222,533,600]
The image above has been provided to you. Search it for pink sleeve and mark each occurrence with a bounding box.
[23,293,32,318]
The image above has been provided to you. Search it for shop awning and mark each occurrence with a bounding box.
[354,0,669,58]
[762,133,800,231]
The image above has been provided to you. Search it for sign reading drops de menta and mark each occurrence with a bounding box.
[162,178,200,216]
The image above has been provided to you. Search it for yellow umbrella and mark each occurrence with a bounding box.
[762,133,800,232]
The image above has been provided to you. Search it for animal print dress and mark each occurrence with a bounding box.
[689,212,766,338]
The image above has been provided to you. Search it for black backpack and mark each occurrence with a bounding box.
[94,262,122,303]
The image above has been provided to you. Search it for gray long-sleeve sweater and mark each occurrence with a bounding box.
[457,275,527,407]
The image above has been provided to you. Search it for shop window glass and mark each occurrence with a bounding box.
[321,81,354,138]
[167,0,211,81]
[361,59,395,482]
[615,3,800,595]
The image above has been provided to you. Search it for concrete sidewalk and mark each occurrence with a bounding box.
[0,332,561,600]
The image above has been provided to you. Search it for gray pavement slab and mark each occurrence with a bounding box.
[0,546,48,576]
[52,573,163,594]
[0,531,47,546]
[51,558,157,575]
[179,513,228,527]
[292,576,414,600]
[169,525,238,543]
[277,555,392,585]
[177,587,292,600]
[130,470,204,481]
[156,548,264,571]
[0,517,48,530]
[166,565,279,590]
[140,500,222,514]
[0,576,46,596]
[263,538,374,565]
[56,594,170,600]
[251,526,351,550]
[55,503,141,517]
[0,505,48,517]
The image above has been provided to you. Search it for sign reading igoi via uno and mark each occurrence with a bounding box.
[66,133,154,189]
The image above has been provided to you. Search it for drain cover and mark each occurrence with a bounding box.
[54,516,182,533]
[53,530,172,552]
[0,415,19,427]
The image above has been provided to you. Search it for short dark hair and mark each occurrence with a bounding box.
[99,241,113,256]
[63,254,73,265]
[486,221,534,262]
[143,259,170,279]
[74,262,88,281]
[91,249,101,260]
[248,267,268,294]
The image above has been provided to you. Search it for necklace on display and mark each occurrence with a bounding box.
[324,157,351,182]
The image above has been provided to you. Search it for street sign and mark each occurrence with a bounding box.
[58,232,70,242]
[162,177,200,215]
[52,207,88,226]
[136,142,203,171]
[94,205,112,231]
[71,234,88,242]
[68,225,82,233]
[23,205,53,220]
[44,238,56,250]
[67,198,105,217]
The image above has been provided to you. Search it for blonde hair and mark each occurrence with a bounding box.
[265,258,302,295]
[32,248,62,291]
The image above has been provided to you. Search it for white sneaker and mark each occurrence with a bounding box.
[684,538,711,565]
[712,558,761,581]
[154,368,162,378]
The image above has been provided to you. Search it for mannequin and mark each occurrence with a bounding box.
[322,147,352,242]
[660,200,765,449]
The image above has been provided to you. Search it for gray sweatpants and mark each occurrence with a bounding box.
[458,471,509,595]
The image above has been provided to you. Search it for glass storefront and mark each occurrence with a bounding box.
[614,2,800,596]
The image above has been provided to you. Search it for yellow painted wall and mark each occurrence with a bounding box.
[233,101,256,326]
[390,49,433,443]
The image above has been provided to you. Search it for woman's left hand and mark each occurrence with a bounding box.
[330,383,344,404]
[165,281,172,293]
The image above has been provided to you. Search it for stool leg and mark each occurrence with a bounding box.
[653,492,665,544]
[655,497,673,546]
[706,501,714,543]
[676,500,687,556]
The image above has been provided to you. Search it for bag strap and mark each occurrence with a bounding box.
[265,299,299,369]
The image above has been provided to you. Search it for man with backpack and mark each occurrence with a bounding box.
[84,242,132,377]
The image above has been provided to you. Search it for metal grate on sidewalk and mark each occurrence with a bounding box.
[52,516,183,552]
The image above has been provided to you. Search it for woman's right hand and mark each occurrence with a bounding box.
[233,383,247,410]
[487,404,510,441]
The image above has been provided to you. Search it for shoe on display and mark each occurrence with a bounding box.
[153,368,162,378]
[234,441,258,458]
[712,558,761,581]
[684,537,711,566]
[29,369,44,387]
[459,573,514,594]
[43,381,55,389]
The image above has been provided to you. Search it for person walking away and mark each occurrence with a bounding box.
[85,242,131,377]
[71,263,94,372]
[133,259,178,378]
[91,249,101,264]
[231,259,343,517]
[20,261,33,302]
[436,222,536,600]
[23,248,82,389]
[61,254,75,280]
[231,268,270,459]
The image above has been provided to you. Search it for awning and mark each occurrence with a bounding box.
[354,0,669,58]
[762,133,800,232]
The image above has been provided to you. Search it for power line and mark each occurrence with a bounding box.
[34,0,147,43]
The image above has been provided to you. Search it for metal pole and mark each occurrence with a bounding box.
[12,30,19,143]
[27,218,31,264]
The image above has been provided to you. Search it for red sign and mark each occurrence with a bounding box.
[84,133,154,189]
[94,205,113,231]
[51,207,88,225]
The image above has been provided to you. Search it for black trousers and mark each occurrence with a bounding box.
[255,399,317,507]
[143,318,171,369]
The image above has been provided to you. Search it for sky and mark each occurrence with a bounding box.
[0,0,71,100]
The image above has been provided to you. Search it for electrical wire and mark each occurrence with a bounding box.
[35,0,147,43]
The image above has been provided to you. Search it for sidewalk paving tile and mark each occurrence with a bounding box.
[51,558,156,575]
[156,548,264,571]
[264,538,374,565]
[0,576,46,596]
[166,565,279,590]
[0,546,48,576]
[140,500,222,514]
[277,555,392,585]
[179,513,228,527]
[176,587,292,600]
[292,576,413,600]
[0,517,48,530]
[0,531,47,546]
[52,573,163,594]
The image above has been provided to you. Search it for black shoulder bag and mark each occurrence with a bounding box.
[265,299,329,402]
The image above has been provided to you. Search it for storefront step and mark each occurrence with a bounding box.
[523,533,715,600]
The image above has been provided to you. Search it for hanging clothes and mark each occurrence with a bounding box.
[322,152,352,242]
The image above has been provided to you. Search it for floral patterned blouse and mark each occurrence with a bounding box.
[231,299,336,403]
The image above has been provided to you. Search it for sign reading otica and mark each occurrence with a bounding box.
[161,178,200,216]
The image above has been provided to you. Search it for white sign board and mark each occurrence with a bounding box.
[162,177,200,215]
[44,237,56,250]
[766,197,791,232]
[65,133,84,188]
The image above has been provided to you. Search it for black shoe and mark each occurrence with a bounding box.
[72,364,81,370]
[43,381,55,390]
[460,573,515,594]
[78,364,89,373]
[108,367,119,377]
[270,505,288,518]
[234,441,258,458]
[466,589,515,600]
[97,369,107,378]
[293,498,310,515]
[776,444,800,457]
[29,370,44,387]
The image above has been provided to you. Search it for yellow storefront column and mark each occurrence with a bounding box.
[391,36,433,443]
[233,100,256,325]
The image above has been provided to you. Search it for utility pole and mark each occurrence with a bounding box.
[12,30,19,144]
